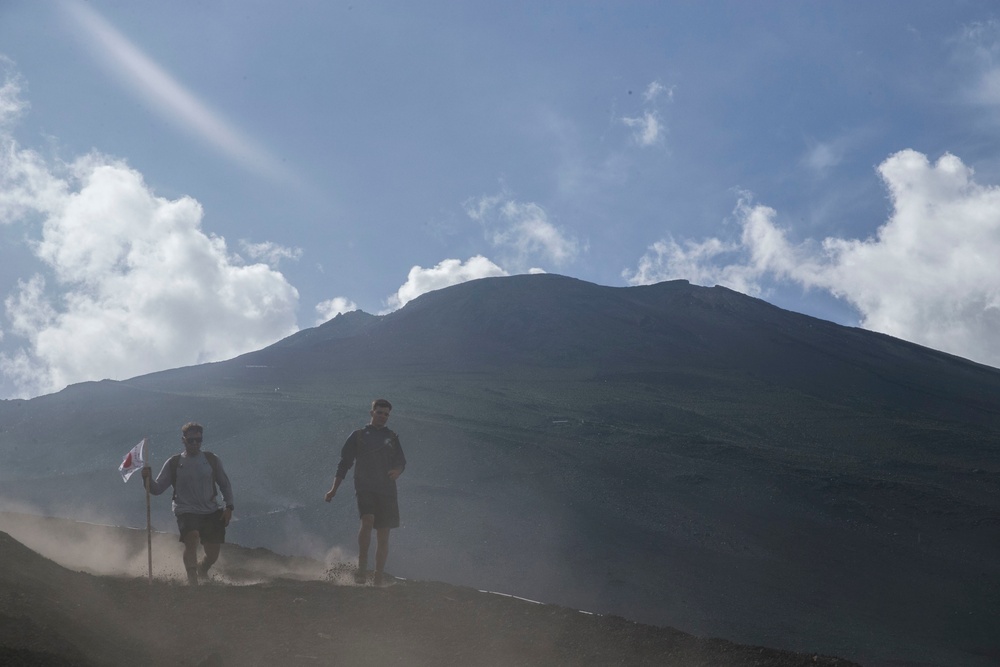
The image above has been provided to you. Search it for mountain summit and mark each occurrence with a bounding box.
[0,274,997,667]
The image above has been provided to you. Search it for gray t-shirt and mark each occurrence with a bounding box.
[148,451,234,515]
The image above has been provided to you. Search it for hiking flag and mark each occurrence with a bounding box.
[119,438,147,482]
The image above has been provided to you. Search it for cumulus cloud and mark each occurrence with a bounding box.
[0,72,299,398]
[625,235,759,297]
[384,256,507,312]
[626,149,1000,368]
[465,195,581,270]
[314,297,358,325]
[0,67,64,226]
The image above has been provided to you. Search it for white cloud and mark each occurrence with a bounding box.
[62,1,293,184]
[622,111,664,147]
[625,236,759,296]
[0,57,27,127]
[626,150,1000,369]
[643,80,671,103]
[0,77,299,398]
[314,297,357,325]
[625,192,813,297]
[465,195,581,270]
[957,20,1000,106]
[803,142,843,172]
[239,240,303,268]
[384,256,507,312]
[622,80,671,147]
[0,65,65,225]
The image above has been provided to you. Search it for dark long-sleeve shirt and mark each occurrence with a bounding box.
[335,425,406,495]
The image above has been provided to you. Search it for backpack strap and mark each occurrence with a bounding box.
[167,454,182,486]
[168,451,221,502]
[204,451,222,502]
[167,454,181,502]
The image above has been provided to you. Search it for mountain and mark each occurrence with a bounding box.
[0,274,997,667]
[0,516,860,667]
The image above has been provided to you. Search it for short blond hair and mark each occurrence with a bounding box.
[181,422,203,437]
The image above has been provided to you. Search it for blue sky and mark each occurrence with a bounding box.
[1,1,1000,398]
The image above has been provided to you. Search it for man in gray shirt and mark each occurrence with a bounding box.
[325,398,406,586]
[142,422,234,585]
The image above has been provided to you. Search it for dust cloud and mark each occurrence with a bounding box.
[0,503,352,585]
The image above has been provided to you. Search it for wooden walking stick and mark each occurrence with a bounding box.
[143,438,153,584]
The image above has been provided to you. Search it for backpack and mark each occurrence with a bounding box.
[166,451,224,503]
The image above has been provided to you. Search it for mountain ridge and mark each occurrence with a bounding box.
[0,274,997,667]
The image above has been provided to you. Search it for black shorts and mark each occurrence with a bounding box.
[356,490,400,529]
[176,510,226,544]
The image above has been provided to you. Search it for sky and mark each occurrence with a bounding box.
[1,1,1000,398]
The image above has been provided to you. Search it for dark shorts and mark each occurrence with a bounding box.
[356,490,400,529]
[176,510,226,544]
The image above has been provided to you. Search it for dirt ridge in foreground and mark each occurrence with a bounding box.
[0,529,860,667]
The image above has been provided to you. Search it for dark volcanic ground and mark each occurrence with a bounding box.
[0,515,861,667]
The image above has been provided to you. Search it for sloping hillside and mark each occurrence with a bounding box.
[0,275,997,666]
[0,519,859,667]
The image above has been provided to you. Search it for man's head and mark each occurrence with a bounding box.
[181,422,203,455]
[369,398,392,428]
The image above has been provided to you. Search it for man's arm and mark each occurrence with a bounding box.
[213,455,235,526]
[140,459,174,496]
[324,475,344,501]
[388,435,406,480]
[325,431,358,501]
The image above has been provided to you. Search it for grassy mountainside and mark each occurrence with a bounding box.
[0,274,997,666]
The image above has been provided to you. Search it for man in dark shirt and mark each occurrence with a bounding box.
[325,398,406,585]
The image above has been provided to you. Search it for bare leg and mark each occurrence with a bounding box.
[181,531,200,584]
[200,542,221,577]
[374,527,390,580]
[357,514,374,579]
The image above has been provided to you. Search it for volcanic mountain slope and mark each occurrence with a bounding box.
[0,519,860,667]
[0,274,997,667]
